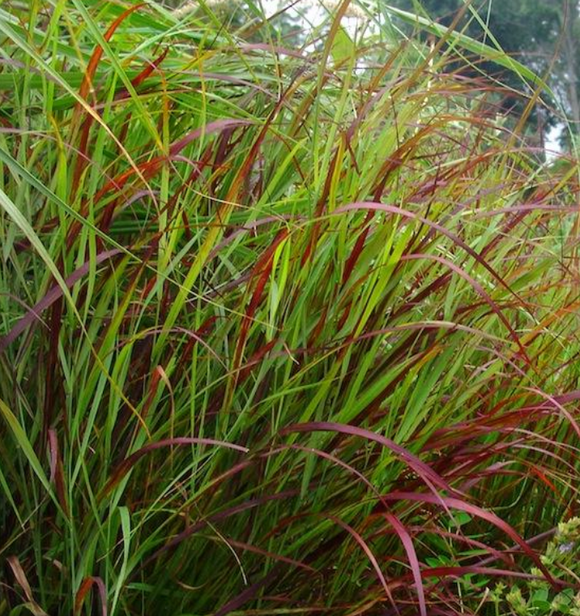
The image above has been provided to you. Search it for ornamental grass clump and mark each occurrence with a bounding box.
[0,1,580,614]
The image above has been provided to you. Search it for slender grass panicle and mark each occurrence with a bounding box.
[171,0,233,18]
[321,0,368,20]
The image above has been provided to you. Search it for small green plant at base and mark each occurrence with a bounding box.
[485,519,580,615]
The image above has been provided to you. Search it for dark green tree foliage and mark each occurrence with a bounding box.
[390,0,574,144]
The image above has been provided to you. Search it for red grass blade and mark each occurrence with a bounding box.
[100,437,249,497]
[285,443,427,616]
[135,491,298,576]
[380,492,562,590]
[327,514,399,614]
[280,422,453,495]
[48,429,69,518]
[400,253,527,360]
[74,576,107,616]
[72,4,145,194]
[333,203,528,323]
[0,249,121,353]
[7,556,48,616]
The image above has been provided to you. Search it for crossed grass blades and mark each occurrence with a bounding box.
[0,1,579,614]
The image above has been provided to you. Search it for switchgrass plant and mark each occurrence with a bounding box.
[1,1,580,614]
